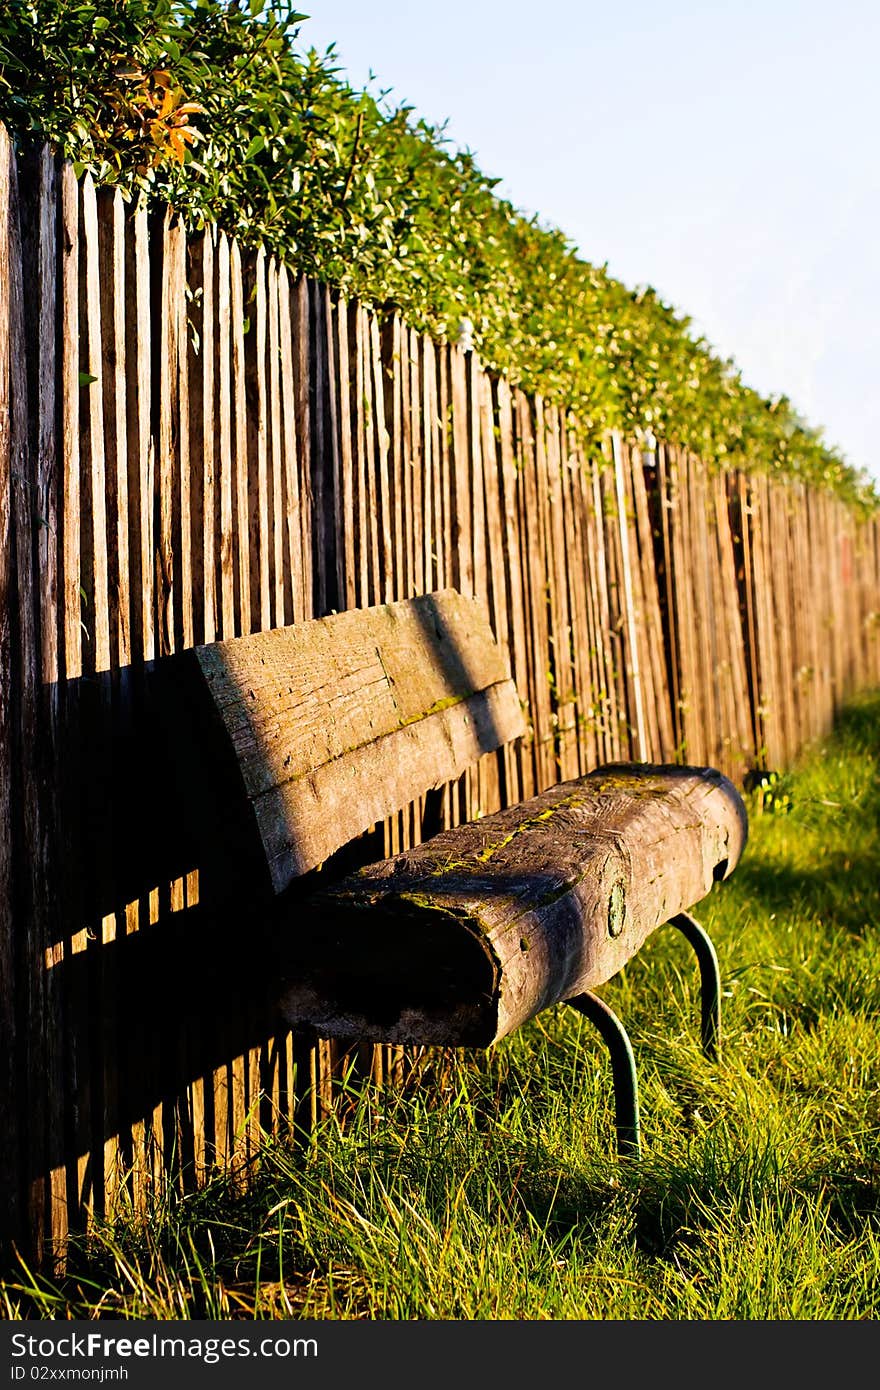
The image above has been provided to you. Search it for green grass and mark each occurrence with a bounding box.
[4,693,880,1320]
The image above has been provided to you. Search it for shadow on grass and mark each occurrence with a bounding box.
[729,855,877,937]
[824,694,880,756]
[729,692,880,937]
[514,1138,880,1262]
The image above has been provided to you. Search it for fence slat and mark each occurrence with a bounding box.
[217,233,235,639]
[0,124,21,1257]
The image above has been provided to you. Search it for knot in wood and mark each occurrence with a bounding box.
[607,879,626,938]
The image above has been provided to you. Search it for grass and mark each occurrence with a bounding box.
[4,692,880,1320]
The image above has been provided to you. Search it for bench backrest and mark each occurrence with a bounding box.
[186,590,525,894]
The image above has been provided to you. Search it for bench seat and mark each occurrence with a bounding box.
[278,764,746,1047]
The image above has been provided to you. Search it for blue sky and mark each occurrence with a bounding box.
[293,1,880,482]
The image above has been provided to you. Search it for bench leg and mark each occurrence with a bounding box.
[565,991,641,1161]
[666,911,721,1060]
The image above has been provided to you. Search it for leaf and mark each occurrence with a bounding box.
[245,135,265,161]
[78,372,98,386]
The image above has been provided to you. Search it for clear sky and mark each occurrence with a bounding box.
[292,0,880,482]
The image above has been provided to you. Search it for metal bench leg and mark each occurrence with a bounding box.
[565,991,641,1161]
[666,911,721,1060]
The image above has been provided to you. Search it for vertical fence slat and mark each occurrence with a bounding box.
[277,265,304,623]
[80,172,115,1219]
[332,293,355,612]
[189,228,216,647]
[496,378,531,802]
[249,249,271,631]
[388,315,405,602]
[595,457,622,762]
[434,344,449,595]
[266,260,284,628]
[324,284,343,614]
[630,446,674,761]
[309,279,329,615]
[31,146,67,1264]
[618,441,661,763]
[559,429,598,775]
[230,240,251,636]
[216,234,235,639]
[408,328,424,596]
[96,186,131,1217]
[611,432,647,761]
[544,406,578,780]
[0,124,21,1258]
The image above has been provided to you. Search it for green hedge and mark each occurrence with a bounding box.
[2,0,873,507]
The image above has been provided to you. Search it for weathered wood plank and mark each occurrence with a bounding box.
[668,449,700,764]
[496,380,531,800]
[174,222,192,653]
[388,315,405,601]
[753,473,781,764]
[544,405,578,780]
[407,329,424,596]
[266,259,285,628]
[434,341,449,593]
[11,153,49,1245]
[352,306,370,605]
[655,445,682,758]
[688,457,718,767]
[468,352,487,612]
[574,447,607,766]
[0,122,21,1257]
[183,591,525,892]
[713,471,753,778]
[592,460,624,761]
[156,212,177,659]
[559,428,596,774]
[478,371,517,807]
[216,234,235,639]
[279,764,747,1047]
[630,444,674,760]
[398,323,415,599]
[248,248,271,631]
[333,294,356,610]
[80,175,111,673]
[450,346,473,596]
[325,285,344,612]
[517,392,553,788]
[33,145,67,1263]
[310,279,329,615]
[187,229,212,646]
[98,189,131,675]
[370,313,393,604]
[277,265,304,623]
[230,239,251,635]
[57,160,91,1237]
[96,186,133,1216]
[421,335,436,593]
[360,307,380,603]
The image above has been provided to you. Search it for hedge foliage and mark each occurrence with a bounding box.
[1,0,873,506]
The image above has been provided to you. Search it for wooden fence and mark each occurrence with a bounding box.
[2,129,879,1266]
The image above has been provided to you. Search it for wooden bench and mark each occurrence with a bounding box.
[166,589,748,1159]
